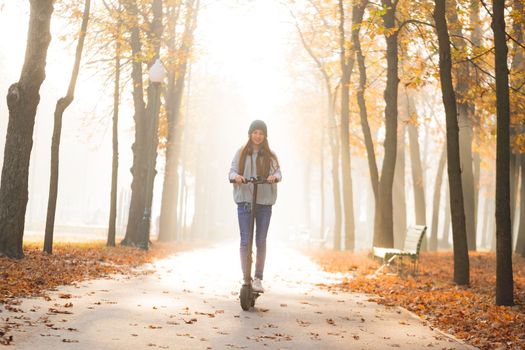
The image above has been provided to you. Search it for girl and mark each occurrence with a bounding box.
[229,120,281,293]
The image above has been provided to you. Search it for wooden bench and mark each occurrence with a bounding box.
[372,225,427,275]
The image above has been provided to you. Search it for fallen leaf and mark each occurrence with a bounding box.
[62,339,79,343]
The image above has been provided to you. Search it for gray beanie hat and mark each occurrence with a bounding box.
[248,120,267,136]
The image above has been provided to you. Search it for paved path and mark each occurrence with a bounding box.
[2,242,476,349]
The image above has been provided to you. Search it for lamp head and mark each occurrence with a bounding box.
[149,58,166,83]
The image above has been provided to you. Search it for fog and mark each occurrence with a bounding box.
[0,0,496,250]
[0,1,329,245]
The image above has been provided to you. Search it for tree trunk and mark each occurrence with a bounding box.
[191,147,204,239]
[516,155,525,256]
[0,0,54,259]
[108,7,122,247]
[338,0,355,251]
[182,181,190,240]
[122,0,163,247]
[164,94,184,241]
[44,0,91,254]
[393,122,407,247]
[320,125,325,239]
[352,0,380,247]
[374,0,398,248]
[490,203,497,252]
[406,92,427,251]
[459,124,476,251]
[510,155,519,237]
[440,184,451,249]
[121,0,147,245]
[434,0,470,285]
[304,163,312,228]
[330,104,343,250]
[492,0,514,306]
[470,0,482,233]
[177,175,186,241]
[352,0,376,200]
[157,0,182,241]
[430,146,446,251]
[406,92,426,227]
[511,0,524,245]
[473,148,481,228]
[158,0,198,242]
[176,65,193,239]
[448,0,477,251]
[480,189,490,249]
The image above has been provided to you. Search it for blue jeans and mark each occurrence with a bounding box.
[237,202,272,280]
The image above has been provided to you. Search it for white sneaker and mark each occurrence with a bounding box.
[252,278,264,293]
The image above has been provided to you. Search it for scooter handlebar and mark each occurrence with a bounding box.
[229,176,279,184]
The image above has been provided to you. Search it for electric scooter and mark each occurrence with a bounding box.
[230,176,275,311]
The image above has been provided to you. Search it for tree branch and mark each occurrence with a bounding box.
[506,32,525,51]
[466,56,525,95]
[479,0,493,19]
[397,18,434,33]
[456,46,495,64]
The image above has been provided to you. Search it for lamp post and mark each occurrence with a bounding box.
[141,58,166,250]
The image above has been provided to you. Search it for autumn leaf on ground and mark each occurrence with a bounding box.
[48,308,73,315]
[306,249,525,350]
[296,319,310,327]
[62,339,78,343]
[0,242,194,343]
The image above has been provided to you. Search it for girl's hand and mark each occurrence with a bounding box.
[235,175,246,184]
[267,175,278,184]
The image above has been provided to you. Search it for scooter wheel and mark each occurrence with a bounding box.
[240,285,252,311]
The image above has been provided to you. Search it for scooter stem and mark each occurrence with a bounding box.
[244,177,259,285]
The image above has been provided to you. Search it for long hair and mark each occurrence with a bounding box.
[238,137,279,178]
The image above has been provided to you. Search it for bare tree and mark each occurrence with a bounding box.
[44,0,92,254]
[107,1,123,247]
